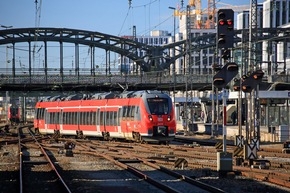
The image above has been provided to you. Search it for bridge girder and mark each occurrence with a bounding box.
[1,27,290,73]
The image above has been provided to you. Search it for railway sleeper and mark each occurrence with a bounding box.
[23,160,49,165]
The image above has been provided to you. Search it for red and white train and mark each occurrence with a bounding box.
[8,105,21,124]
[34,90,176,143]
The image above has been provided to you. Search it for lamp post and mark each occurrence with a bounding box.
[169,6,176,116]
[168,6,176,73]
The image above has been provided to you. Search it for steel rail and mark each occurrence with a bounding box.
[25,128,72,193]
[73,140,225,193]
[17,126,23,193]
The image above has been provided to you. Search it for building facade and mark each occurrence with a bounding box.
[237,0,290,75]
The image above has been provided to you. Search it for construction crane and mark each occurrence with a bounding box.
[174,0,215,29]
[205,0,216,29]
[173,0,249,29]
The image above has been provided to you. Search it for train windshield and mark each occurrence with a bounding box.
[147,98,169,115]
[10,107,18,115]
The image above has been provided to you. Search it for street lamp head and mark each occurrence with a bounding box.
[1,25,13,29]
[168,6,176,10]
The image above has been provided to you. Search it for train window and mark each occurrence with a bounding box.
[118,108,121,125]
[85,112,88,125]
[130,106,135,118]
[70,112,73,124]
[107,111,112,125]
[67,112,71,124]
[80,112,83,125]
[85,112,91,125]
[70,112,74,125]
[63,112,66,124]
[37,108,44,119]
[90,112,95,125]
[93,111,96,125]
[122,106,127,118]
[67,112,70,124]
[51,112,54,124]
[135,106,141,121]
[55,112,59,124]
[100,111,104,125]
[96,109,100,125]
[127,106,131,118]
[147,98,169,115]
[113,111,117,126]
[41,109,45,119]
[74,112,78,125]
[87,112,91,125]
[107,112,110,125]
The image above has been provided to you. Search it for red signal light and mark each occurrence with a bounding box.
[227,19,233,25]
[219,19,225,25]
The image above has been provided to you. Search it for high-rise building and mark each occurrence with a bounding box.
[262,0,290,74]
[237,0,290,75]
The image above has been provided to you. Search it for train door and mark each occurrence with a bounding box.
[60,109,63,133]
[99,107,106,133]
[96,108,101,135]
[44,109,48,133]
[117,107,122,136]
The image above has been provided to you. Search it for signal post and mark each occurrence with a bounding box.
[241,70,264,161]
[214,9,237,176]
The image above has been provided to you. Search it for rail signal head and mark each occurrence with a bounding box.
[242,85,252,93]
[233,78,240,91]
[241,69,265,93]
[213,77,225,87]
[227,62,238,71]
[213,62,239,89]
[253,69,264,80]
[217,9,234,50]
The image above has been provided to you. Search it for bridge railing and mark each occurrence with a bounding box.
[1,67,288,87]
[0,67,213,85]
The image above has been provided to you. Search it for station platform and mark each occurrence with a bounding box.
[176,121,289,143]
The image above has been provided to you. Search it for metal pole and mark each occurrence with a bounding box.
[169,6,176,110]
[222,89,227,152]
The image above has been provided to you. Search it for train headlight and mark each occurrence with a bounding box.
[167,115,171,121]
[148,115,153,121]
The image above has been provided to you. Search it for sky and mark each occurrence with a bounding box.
[0,0,264,36]
[0,0,264,70]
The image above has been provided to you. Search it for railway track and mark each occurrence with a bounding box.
[72,140,225,193]
[18,125,72,193]
[1,125,290,192]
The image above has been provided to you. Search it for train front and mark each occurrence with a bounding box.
[141,91,176,143]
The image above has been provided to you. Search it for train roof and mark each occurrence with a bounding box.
[37,90,168,102]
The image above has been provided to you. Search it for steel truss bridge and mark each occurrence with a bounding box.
[0,27,290,94]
